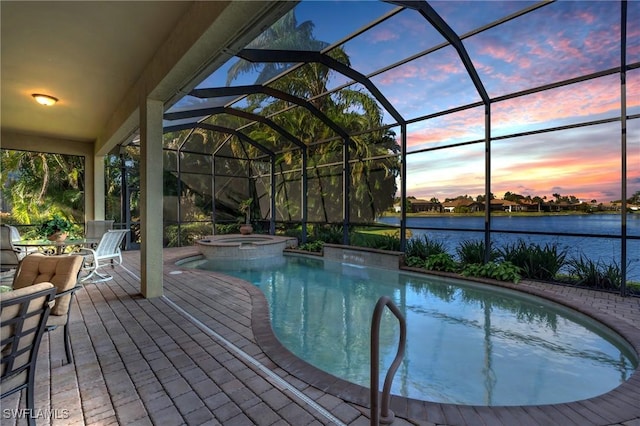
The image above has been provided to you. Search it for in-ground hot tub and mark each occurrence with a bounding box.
[196,234,298,260]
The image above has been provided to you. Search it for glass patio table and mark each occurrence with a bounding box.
[13,238,99,255]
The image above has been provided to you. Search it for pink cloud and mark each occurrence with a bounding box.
[575,10,596,25]
[547,36,587,62]
[367,27,399,44]
[477,38,533,70]
[409,157,634,202]
[378,3,638,202]
[434,61,462,75]
[626,26,640,58]
[407,127,462,148]
[374,48,465,89]
[493,76,624,129]
[403,107,640,202]
[405,108,484,150]
[488,131,638,202]
[478,43,519,64]
[376,64,420,85]
[467,12,622,94]
[583,26,620,56]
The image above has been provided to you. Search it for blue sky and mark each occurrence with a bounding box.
[173,0,640,203]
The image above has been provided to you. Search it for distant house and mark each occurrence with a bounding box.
[539,202,561,212]
[606,202,640,212]
[608,202,623,211]
[490,199,519,212]
[597,202,617,211]
[517,201,541,212]
[555,201,583,211]
[410,199,443,213]
[442,199,480,213]
[443,199,529,212]
[442,202,456,213]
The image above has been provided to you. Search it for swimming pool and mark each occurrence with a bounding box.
[189,255,638,406]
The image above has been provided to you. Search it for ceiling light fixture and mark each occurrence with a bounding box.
[32,93,58,106]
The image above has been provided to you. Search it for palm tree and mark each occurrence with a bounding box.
[226,10,327,85]
[223,9,401,224]
[1,150,84,226]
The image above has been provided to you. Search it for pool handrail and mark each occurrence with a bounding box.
[370,296,407,425]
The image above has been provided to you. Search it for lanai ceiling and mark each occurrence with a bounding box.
[0,1,293,145]
[1,1,191,142]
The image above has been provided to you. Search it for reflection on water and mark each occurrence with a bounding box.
[195,256,638,406]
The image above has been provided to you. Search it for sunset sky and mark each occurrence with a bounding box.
[180,0,640,203]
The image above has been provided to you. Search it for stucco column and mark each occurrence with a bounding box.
[92,155,105,220]
[83,150,95,222]
[140,98,164,298]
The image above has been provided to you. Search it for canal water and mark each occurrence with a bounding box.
[376,214,640,281]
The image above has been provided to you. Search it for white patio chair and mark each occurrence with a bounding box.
[8,225,38,258]
[85,220,114,248]
[78,229,129,283]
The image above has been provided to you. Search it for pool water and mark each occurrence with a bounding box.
[191,255,638,406]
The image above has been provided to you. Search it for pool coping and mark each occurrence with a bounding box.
[196,234,298,261]
[174,247,640,424]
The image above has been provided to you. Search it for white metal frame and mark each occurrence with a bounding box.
[79,229,129,283]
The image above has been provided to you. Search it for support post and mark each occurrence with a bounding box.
[140,99,164,298]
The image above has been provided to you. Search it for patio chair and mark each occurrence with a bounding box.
[0,225,21,278]
[1,282,57,426]
[78,229,128,283]
[8,225,39,258]
[85,220,114,248]
[11,254,84,365]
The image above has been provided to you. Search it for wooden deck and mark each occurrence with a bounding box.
[2,247,639,426]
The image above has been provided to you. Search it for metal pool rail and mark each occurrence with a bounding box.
[370,296,407,425]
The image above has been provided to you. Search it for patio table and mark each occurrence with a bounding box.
[13,238,99,255]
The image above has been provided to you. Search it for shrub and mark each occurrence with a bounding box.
[298,240,324,253]
[601,262,624,289]
[281,227,303,239]
[425,253,458,272]
[39,214,74,238]
[164,223,215,247]
[406,235,447,259]
[376,234,402,251]
[461,261,521,284]
[456,239,498,264]
[566,255,622,290]
[215,223,240,235]
[311,224,344,244]
[405,256,426,268]
[627,282,640,296]
[499,240,567,281]
[351,233,401,251]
